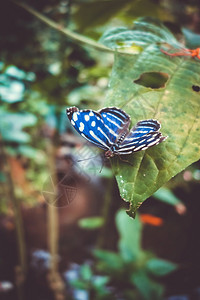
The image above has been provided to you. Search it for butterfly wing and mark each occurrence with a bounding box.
[116,119,167,154]
[66,107,114,150]
[99,107,131,143]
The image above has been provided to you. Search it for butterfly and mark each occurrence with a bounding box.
[66,106,167,159]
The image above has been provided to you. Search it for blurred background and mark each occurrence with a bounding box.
[1,0,200,299]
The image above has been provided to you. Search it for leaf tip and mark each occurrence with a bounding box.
[126,205,137,219]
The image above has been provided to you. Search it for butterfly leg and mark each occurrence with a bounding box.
[77,154,100,162]
[117,155,133,166]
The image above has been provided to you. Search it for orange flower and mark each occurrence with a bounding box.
[139,214,163,226]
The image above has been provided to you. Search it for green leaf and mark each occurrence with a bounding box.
[93,276,109,288]
[146,258,178,276]
[17,145,40,159]
[0,77,25,103]
[80,264,93,281]
[4,65,35,81]
[116,210,142,261]
[94,249,124,271]
[100,17,180,50]
[0,64,35,103]
[153,187,182,206]
[78,216,104,229]
[0,110,37,143]
[70,279,88,290]
[102,18,200,217]
[131,270,164,300]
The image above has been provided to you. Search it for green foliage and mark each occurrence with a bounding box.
[1,2,198,298]
[153,187,182,206]
[92,210,178,299]
[0,64,34,103]
[146,258,177,276]
[72,0,171,37]
[99,17,180,49]
[78,216,104,229]
[0,109,37,143]
[99,18,200,217]
[69,210,178,299]
[70,263,110,299]
[131,270,164,300]
[1,3,199,219]
[94,250,124,273]
[116,208,142,261]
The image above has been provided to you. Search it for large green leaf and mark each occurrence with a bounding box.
[101,18,200,217]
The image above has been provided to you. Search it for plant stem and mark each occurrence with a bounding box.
[45,139,59,273]
[45,137,66,299]
[96,178,114,249]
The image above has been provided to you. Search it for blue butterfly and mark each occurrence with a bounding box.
[66,106,167,158]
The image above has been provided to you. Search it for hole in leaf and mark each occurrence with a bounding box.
[134,72,169,89]
[192,85,200,92]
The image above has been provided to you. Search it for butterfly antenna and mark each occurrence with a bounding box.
[99,155,106,173]
[77,154,100,162]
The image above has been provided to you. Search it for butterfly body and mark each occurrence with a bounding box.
[66,106,167,158]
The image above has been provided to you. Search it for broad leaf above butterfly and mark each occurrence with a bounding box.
[66,106,167,158]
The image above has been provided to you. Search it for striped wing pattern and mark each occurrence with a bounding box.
[66,107,167,157]
[99,107,131,143]
[116,119,166,154]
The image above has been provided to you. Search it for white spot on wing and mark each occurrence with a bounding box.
[89,111,94,117]
[84,115,90,121]
[71,120,75,126]
[73,113,78,122]
[91,121,96,127]
[79,122,85,132]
